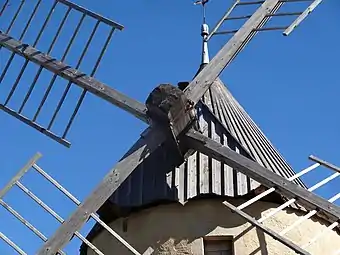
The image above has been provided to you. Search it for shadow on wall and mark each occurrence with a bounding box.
[90,197,340,255]
[90,198,277,255]
[235,223,268,255]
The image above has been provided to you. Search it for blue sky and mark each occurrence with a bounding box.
[0,0,339,254]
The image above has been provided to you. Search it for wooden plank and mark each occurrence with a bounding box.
[0,32,148,124]
[223,134,234,196]
[177,164,185,203]
[187,151,198,199]
[211,121,222,194]
[283,0,323,36]
[199,110,209,194]
[222,200,311,255]
[184,0,281,105]
[309,155,340,174]
[0,153,42,199]
[36,128,165,255]
[184,130,340,222]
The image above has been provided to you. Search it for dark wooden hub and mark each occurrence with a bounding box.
[146,84,187,125]
[146,84,197,136]
[145,83,199,159]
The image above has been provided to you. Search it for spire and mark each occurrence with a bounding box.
[195,0,210,74]
[201,23,210,66]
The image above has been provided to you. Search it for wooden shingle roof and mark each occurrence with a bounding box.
[103,78,306,212]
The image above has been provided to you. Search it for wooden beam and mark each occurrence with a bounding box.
[283,0,323,36]
[184,0,281,105]
[0,32,148,124]
[223,200,311,255]
[184,130,340,222]
[36,128,165,255]
[0,153,42,199]
[309,155,340,174]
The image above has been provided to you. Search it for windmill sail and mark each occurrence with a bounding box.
[0,0,333,254]
[207,0,324,39]
[184,0,325,104]
[0,0,125,147]
[1,152,340,254]
[0,153,140,255]
[29,0,329,253]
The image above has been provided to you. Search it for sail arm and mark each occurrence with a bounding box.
[0,32,149,124]
[184,129,340,223]
[184,0,282,105]
[36,127,165,254]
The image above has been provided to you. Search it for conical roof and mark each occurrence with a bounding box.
[101,78,306,213]
[201,78,306,191]
[81,78,307,253]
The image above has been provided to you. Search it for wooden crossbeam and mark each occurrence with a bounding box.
[309,155,340,173]
[0,32,148,124]
[0,153,42,199]
[184,130,340,222]
[283,0,324,36]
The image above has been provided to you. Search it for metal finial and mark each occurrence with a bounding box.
[194,0,210,67]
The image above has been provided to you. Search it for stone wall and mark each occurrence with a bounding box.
[87,198,340,255]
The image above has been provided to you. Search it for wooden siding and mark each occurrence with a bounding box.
[107,78,306,209]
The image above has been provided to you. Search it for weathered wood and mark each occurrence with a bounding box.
[283,0,323,36]
[146,84,188,125]
[223,200,311,255]
[146,84,197,138]
[184,130,340,222]
[199,100,253,160]
[309,155,340,174]
[36,127,165,255]
[145,83,197,159]
[0,32,148,124]
[0,153,42,199]
[184,0,281,105]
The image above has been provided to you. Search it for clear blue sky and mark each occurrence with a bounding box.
[0,0,339,254]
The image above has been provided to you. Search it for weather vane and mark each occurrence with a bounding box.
[194,0,209,23]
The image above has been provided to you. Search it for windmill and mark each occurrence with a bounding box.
[0,0,339,254]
